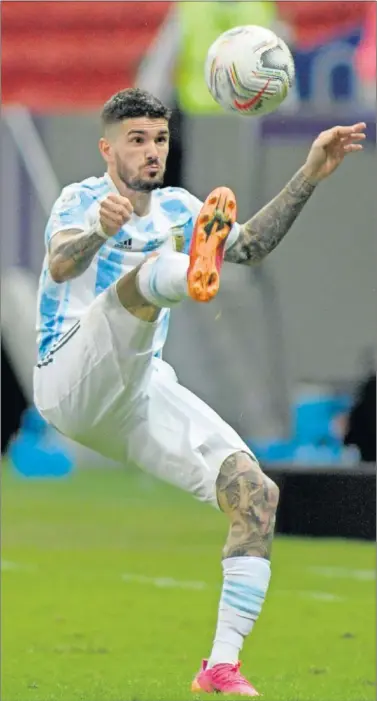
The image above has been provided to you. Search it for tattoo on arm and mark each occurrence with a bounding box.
[216,451,279,560]
[225,167,316,265]
[49,228,105,282]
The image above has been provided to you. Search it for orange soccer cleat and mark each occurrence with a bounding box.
[187,187,237,303]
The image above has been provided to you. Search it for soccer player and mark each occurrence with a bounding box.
[33,89,365,696]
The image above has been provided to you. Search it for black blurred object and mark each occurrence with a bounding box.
[1,342,28,454]
[343,373,376,463]
[271,469,375,541]
[163,105,183,187]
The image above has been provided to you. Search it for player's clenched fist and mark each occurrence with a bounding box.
[99,194,133,237]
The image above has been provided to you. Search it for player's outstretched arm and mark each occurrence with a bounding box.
[225,167,315,265]
[48,194,133,283]
[225,123,366,266]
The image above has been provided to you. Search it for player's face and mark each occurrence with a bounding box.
[102,117,170,193]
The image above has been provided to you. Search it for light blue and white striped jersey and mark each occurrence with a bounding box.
[36,173,240,362]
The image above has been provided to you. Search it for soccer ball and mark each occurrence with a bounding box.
[205,25,295,116]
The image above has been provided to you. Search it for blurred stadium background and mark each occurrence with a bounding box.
[2,0,375,481]
[1,3,376,699]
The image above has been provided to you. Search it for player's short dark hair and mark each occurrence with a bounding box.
[101,88,171,129]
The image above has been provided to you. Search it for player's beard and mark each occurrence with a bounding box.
[115,154,164,193]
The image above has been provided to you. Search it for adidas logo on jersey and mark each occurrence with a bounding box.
[114,237,164,253]
[114,238,133,250]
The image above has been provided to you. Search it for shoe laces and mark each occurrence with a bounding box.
[212,662,251,687]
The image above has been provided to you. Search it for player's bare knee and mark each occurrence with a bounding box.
[216,451,264,515]
[116,262,161,322]
[264,474,280,512]
[217,451,279,516]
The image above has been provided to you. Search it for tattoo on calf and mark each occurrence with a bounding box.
[216,452,279,560]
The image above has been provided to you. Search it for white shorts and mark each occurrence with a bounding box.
[33,284,255,507]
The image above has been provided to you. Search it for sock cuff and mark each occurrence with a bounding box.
[137,253,189,308]
[222,556,271,588]
[137,256,177,308]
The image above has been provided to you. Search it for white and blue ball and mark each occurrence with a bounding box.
[205,25,295,116]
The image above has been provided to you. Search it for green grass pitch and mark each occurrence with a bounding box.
[2,464,375,701]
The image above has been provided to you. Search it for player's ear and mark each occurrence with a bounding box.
[99,137,113,164]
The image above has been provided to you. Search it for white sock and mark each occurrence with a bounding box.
[137,251,189,308]
[207,556,271,668]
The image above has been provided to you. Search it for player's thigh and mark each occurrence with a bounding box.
[33,284,160,455]
[127,358,258,507]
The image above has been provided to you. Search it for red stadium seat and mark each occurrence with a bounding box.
[276,1,367,49]
[2,1,171,110]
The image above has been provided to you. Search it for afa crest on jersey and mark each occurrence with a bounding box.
[171,226,186,253]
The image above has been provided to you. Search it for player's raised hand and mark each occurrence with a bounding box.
[99,194,133,237]
[303,123,366,183]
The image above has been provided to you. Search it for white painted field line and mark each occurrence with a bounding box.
[121,574,345,603]
[1,560,37,572]
[276,589,345,603]
[309,566,375,582]
[303,590,345,603]
[121,573,208,590]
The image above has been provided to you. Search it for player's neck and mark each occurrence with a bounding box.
[107,171,152,217]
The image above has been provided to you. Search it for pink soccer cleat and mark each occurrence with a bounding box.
[191,659,260,696]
